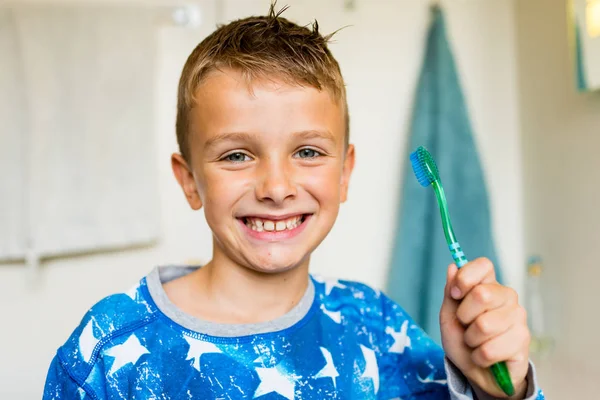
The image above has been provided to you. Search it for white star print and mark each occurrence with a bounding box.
[184,336,222,372]
[417,372,447,385]
[320,304,342,324]
[313,275,347,295]
[79,318,99,363]
[253,355,264,365]
[386,320,412,354]
[314,347,339,388]
[360,344,379,394]
[253,363,296,399]
[325,280,347,296]
[104,334,149,375]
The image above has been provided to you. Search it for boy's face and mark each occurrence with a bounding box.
[172,69,354,274]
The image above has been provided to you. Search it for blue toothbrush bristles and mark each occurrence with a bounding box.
[410,151,434,187]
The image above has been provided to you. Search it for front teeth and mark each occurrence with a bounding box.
[245,216,304,232]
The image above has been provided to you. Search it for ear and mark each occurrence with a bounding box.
[171,153,203,210]
[340,144,355,203]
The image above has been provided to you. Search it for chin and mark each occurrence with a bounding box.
[251,265,298,275]
[246,253,309,275]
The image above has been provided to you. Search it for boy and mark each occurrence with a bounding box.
[44,5,543,399]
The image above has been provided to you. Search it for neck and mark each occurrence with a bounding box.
[191,247,311,324]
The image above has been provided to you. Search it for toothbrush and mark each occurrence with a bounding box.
[409,145,515,397]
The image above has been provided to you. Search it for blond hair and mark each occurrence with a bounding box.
[176,3,349,162]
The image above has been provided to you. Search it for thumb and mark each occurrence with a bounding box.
[440,264,459,318]
[440,264,470,375]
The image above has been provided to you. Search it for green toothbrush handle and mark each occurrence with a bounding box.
[449,242,515,397]
[490,361,515,396]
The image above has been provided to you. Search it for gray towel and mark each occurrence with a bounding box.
[0,5,160,263]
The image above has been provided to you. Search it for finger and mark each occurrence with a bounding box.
[463,304,526,348]
[450,257,497,300]
[471,324,531,368]
[456,284,518,326]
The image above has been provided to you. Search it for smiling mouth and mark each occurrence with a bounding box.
[241,214,309,232]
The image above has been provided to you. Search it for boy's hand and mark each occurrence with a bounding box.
[440,258,531,398]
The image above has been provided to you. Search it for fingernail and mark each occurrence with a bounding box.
[450,286,461,299]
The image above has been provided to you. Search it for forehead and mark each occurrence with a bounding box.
[188,69,346,146]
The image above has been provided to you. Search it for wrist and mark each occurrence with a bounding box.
[470,377,528,400]
[510,378,528,399]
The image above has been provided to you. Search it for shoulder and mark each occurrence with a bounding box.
[310,275,447,396]
[312,274,406,311]
[54,278,158,385]
[311,274,440,349]
[311,274,379,304]
[311,274,412,325]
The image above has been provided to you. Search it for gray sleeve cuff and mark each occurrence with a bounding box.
[444,357,543,400]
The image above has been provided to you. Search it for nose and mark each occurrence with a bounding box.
[255,157,297,205]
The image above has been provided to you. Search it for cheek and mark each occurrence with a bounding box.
[302,166,342,205]
[198,171,249,214]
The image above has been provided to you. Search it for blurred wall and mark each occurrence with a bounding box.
[0,0,523,397]
[516,0,600,397]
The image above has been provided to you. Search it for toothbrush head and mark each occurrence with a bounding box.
[410,146,440,187]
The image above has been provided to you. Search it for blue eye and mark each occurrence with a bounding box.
[295,148,321,159]
[224,152,250,162]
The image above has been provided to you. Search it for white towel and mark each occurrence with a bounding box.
[0,5,160,262]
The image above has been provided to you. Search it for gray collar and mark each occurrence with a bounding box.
[146,265,316,337]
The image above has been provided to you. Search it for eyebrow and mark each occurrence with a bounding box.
[204,132,255,150]
[203,129,337,149]
[294,129,337,143]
